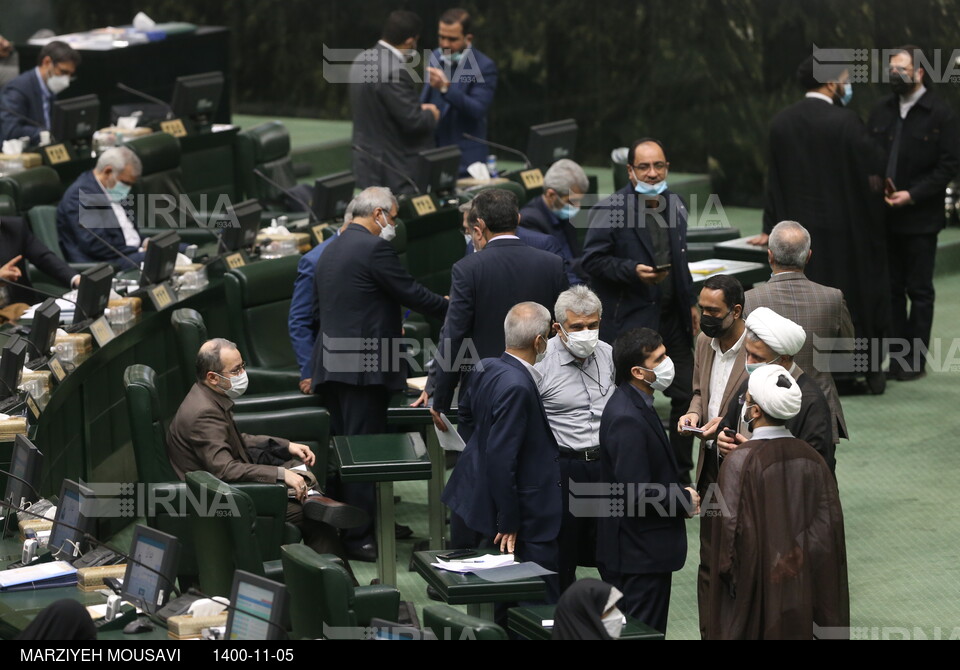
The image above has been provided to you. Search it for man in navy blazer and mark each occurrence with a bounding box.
[57,147,144,270]
[441,301,562,603]
[310,186,448,560]
[0,41,80,144]
[421,189,568,433]
[0,216,79,306]
[420,9,497,175]
[582,138,698,484]
[596,327,699,634]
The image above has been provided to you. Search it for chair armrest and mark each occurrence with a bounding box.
[233,391,320,412]
[247,367,301,393]
[263,559,285,583]
[353,585,401,626]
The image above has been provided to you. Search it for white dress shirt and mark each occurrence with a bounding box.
[899,84,926,119]
[707,329,746,423]
[96,176,141,248]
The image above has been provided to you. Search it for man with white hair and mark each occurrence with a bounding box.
[716,307,834,473]
[442,301,562,603]
[536,285,615,591]
[706,364,848,639]
[57,146,145,267]
[520,158,589,282]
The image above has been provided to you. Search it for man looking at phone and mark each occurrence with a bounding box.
[582,137,698,483]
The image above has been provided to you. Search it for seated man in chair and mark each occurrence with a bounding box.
[167,338,367,571]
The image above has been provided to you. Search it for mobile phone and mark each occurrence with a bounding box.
[683,426,705,434]
[884,178,896,197]
[654,263,672,272]
[723,428,736,438]
[439,549,477,561]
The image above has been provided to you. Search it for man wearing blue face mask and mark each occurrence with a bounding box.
[420,8,497,175]
[582,137,698,485]
[520,158,590,283]
[57,147,146,269]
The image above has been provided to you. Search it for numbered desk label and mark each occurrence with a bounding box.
[148,284,174,310]
[48,356,67,383]
[311,224,327,245]
[411,195,437,216]
[26,396,41,421]
[160,119,188,138]
[44,144,71,164]
[225,253,246,269]
[90,316,116,347]
[520,169,544,189]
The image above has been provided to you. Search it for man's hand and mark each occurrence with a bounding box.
[0,36,12,59]
[427,66,450,91]
[70,274,81,289]
[699,416,722,440]
[635,264,669,285]
[410,390,430,407]
[747,232,769,246]
[493,532,516,553]
[421,103,440,122]
[283,469,308,502]
[298,378,313,395]
[677,413,700,435]
[684,486,701,517]
[288,442,316,467]
[429,407,447,432]
[691,305,700,335]
[0,255,22,282]
[717,429,746,457]
[885,190,914,208]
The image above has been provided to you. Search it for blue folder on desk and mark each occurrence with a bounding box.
[0,560,78,592]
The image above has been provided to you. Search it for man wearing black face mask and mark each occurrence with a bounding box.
[677,274,747,638]
[868,46,960,381]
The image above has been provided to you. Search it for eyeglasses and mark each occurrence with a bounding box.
[631,162,668,173]
[222,362,246,376]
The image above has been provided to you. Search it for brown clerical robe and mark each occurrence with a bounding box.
[707,434,848,639]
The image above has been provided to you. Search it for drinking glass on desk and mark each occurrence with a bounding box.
[55,340,77,364]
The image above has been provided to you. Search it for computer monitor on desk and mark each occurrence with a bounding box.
[72,263,115,327]
[27,298,60,368]
[0,335,27,411]
[171,71,224,134]
[417,146,461,196]
[121,525,181,616]
[312,171,355,222]
[47,479,94,562]
[526,119,578,172]
[1,435,43,536]
[51,94,100,151]
[220,199,262,253]
[225,570,287,640]
[140,230,180,286]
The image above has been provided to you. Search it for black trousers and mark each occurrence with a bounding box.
[888,232,938,373]
[599,570,673,635]
[658,307,695,483]
[557,454,601,592]
[324,381,389,549]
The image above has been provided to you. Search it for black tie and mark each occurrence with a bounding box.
[886,115,903,180]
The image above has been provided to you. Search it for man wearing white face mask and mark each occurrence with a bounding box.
[1,41,80,144]
[536,285,615,592]
[57,147,146,269]
[596,327,699,634]
[167,338,368,572]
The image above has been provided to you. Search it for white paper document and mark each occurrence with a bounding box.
[434,414,465,452]
[431,553,516,573]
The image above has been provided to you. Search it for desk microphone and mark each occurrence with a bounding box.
[115,83,174,120]
[251,169,319,225]
[77,224,141,272]
[0,467,42,509]
[351,144,422,195]
[0,278,89,322]
[462,133,533,169]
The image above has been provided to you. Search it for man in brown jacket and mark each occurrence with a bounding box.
[167,338,366,562]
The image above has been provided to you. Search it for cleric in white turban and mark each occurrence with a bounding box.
[747,363,802,421]
[744,307,806,356]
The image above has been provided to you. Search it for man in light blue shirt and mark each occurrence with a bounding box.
[0,41,80,143]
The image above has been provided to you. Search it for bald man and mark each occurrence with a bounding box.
[706,364,848,639]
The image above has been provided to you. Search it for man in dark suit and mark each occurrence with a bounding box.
[0,41,80,144]
[0,216,79,308]
[750,55,887,393]
[57,147,144,269]
[420,8,497,176]
[596,327,698,634]
[167,338,367,570]
[581,138,698,484]
[745,220,853,446]
[868,46,960,381]
[520,158,589,282]
[421,188,568,436]
[718,308,835,474]
[441,301,562,603]
[350,10,439,195]
[310,186,448,560]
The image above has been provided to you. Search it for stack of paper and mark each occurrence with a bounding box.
[432,553,516,573]
[0,560,78,592]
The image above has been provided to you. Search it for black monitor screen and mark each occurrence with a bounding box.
[28,298,60,362]
[416,146,461,195]
[312,171,355,222]
[4,434,43,512]
[526,119,578,172]
[170,71,224,129]
[51,94,100,143]
[140,230,180,286]
[226,570,286,640]
[74,262,115,325]
[121,525,180,614]
[0,336,27,401]
[220,199,262,252]
[48,479,93,562]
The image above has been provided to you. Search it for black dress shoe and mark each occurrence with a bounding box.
[395,523,414,540]
[426,585,443,601]
[302,495,370,530]
[346,543,378,562]
[864,370,886,395]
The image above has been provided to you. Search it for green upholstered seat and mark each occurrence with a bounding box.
[236,121,298,206]
[0,166,62,214]
[280,544,400,639]
[423,604,509,641]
